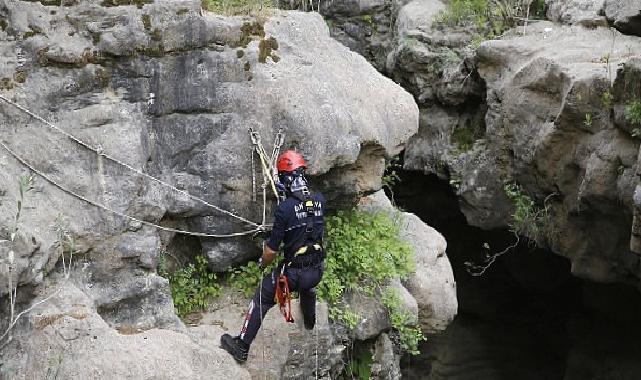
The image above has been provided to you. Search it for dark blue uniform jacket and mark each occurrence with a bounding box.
[267,192,325,261]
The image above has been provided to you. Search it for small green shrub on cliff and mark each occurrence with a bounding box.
[346,347,374,380]
[382,288,426,355]
[319,210,414,305]
[202,0,272,15]
[226,259,277,297]
[170,255,221,317]
[627,100,641,125]
[320,210,423,354]
[504,183,548,239]
[439,0,532,41]
[227,260,262,297]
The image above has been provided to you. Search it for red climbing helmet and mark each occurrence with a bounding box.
[277,150,307,173]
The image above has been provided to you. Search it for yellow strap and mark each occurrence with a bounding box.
[295,244,321,256]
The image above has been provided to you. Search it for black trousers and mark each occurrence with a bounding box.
[239,262,323,346]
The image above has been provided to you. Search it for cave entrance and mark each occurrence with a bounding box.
[391,169,641,380]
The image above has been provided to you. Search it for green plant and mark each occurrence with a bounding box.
[466,184,554,277]
[381,288,425,355]
[601,90,614,109]
[503,183,548,239]
[157,249,168,278]
[52,215,75,278]
[325,19,334,29]
[169,255,221,317]
[583,113,593,127]
[2,174,34,344]
[227,259,275,298]
[532,0,546,18]
[346,347,373,380]
[382,156,402,204]
[627,100,641,125]
[439,0,527,41]
[632,128,641,138]
[202,0,272,15]
[361,14,374,27]
[449,178,461,190]
[319,210,416,336]
[7,175,34,300]
[452,124,476,151]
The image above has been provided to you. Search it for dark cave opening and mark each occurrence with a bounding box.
[391,171,641,380]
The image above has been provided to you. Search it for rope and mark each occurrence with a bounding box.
[0,139,262,238]
[315,323,319,380]
[259,246,266,380]
[249,128,280,201]
[251,147,257,203]
[0,94,260,228]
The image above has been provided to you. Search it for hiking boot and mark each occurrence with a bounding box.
[220,334,249,363]
[303,312,315,330]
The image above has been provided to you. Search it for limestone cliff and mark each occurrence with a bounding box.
[0,1,458,378]
[321,0,641,288]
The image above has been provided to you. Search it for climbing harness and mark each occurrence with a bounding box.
[274,265,294,323]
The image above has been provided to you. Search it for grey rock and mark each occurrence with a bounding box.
[409,22,641,285]
[287,0,400,71]
[370,333,402,380]
[201,288,346,380]
[358,191,457,332]
[0,3,418,378]
[343,279,418,340]
[546,0,608,28]
[604,0,641,37]
[2,283,251,380]
[396,0,445,38]
[0,2,417,294]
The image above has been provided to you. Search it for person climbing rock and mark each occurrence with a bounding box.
[221,150,326,363]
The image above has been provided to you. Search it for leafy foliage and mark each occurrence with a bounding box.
[226,259,277,298]
[452,124,476,152]
[504,183,548,239]
[439,0,537,42]
[319,210,414,305]
[627,100,641,126]
[381,288,426,355]
[382,156,402,190]
[346,347,373,380]
[601,90,614,109]
[319,210,422,353]
[202,0,272,15]
[169,255,221,317]
[382,156,402,205]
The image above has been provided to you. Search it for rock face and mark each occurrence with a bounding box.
[311,0,641,295]
[604,0,641,37]
[546,0,608,27]
[316,0,641,290]
[343,278,419,340]
[2,281,251,379]
[452,24,641,285]
[0,1,420,377]
[358,190,457,333]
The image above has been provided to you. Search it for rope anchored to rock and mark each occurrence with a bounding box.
[0,94,275,238]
